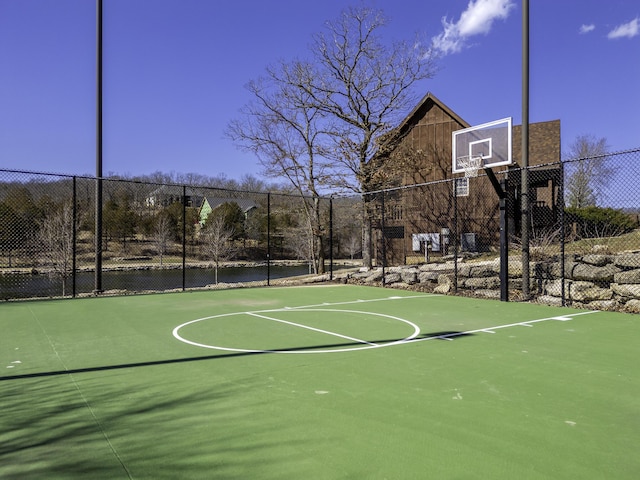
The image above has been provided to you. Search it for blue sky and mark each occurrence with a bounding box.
[1,0,638,180]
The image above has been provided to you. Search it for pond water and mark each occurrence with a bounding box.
[0,264,324,300]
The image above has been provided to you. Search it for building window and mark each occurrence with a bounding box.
[391,204,403,220]
[455,178,469,197]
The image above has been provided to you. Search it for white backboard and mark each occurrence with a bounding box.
[452,117,512,174]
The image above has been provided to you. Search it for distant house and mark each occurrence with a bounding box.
[145,185,202,208]
[199,197,259,226]
[373,92,562,265]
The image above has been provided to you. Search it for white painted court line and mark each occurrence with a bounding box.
[246,312,379,346]
[406,310,600,344]
[277,294,437,311]
[173,308,421,354]
[173,295,601,354]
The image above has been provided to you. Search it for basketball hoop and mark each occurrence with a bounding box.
[452,118,512,175]
[457,155,483,178]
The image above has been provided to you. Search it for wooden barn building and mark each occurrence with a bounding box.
[372,92,562,266]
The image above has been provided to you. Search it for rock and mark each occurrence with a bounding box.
[571,263,620,282]
[569,281,613,302]
[303,274,330,283]
[614,253,640,269]
[335,257,637,312]
[590,244,610,254]
[463,276,501,290]
[550,260,619,282]
[457,264,472,277]
[545,279,612,302]
[433,274,453,294]
[543,279,568,297]
[550,260,579,279]
[400,268,418,284]
[611,283,640,299]
[623,299,640,313]
[581,254,613,267]
[585,299,619,311]
[468,263,498,278]
[418,271,440,283]
[365,269,383,282]
[474,289,501,299]
[613,269,640,284]
[383,272,401,284]
[536,295,564,306]
[419,263,454,273]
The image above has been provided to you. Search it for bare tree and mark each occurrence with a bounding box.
[201,215,236,284]
[228,6,438,269]
[38,203,75,296]
[564,135,612,208]
[287,223,315,272]
[304,7,437,267]
[153,214,171,266]
[346,231,362,260]
[227,61,330,273]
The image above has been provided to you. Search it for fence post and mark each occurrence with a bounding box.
[182,185,186,291]
[94,0,103,295]
[381,192,386,286]
[521,0,531,300]
[267,192,271,286]
[560,162,566,306]
[453,180,458,293]
[499,178,509,301]
[329,196,334,281]
[72,176,77,298]
[94,176,103,294]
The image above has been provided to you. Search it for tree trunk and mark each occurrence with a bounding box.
[316,235,325,274]
[361,200,373,269]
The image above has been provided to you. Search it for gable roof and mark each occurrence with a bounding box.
[147,185,200,198]
[397,92,470,134]
[200,197,259,214]
[374,92,471,157]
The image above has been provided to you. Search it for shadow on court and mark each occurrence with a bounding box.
[0,375,308,479]
[0,332,473,383]
[418,331,474,340]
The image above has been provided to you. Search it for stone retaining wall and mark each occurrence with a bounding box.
[333,253,640,313]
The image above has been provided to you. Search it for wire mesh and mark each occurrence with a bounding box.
[0,171,362,299]
[2,147,639,310]
[362,148,640,309]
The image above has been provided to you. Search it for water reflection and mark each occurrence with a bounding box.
[0,265,323,300]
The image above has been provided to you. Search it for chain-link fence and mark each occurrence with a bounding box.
[2,148,640,309]
[362,148,640,311]
[0,172,362,300]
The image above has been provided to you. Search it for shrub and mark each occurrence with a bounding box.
[566,206,637,239]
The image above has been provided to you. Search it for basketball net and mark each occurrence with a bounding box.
[458,155,482,178]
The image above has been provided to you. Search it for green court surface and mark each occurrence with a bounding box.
[1,285,638,479]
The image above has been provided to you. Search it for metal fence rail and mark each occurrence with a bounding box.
[0,172,358,300]
[2,148,639,311]
[364,148,640,310]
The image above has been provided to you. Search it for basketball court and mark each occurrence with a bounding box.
[2,285,638,479]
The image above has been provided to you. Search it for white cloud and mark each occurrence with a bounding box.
[432,0,516,55]
[607,17,639,39]
[579,24,595,34]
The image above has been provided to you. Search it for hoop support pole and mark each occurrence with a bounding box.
[484,167,506,199]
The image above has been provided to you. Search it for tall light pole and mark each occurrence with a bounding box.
[95,0,103,293]
[521,0,530,299]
